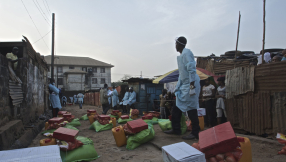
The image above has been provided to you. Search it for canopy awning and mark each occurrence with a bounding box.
[153,68,223,85]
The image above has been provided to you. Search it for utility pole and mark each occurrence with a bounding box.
[262,0,266,63]
[235,11,241,60]
[51,13,55,80]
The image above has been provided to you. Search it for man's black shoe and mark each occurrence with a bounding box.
[182,133,198,140]
[164,129,181,135]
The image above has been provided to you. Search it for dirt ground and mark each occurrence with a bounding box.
[29,104,286,162]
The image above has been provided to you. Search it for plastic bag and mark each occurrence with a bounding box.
[109,114,119,119]
[126,122,155,150]
[118,117,132,124]
[66,118,81,127]
[89,121,113,132]
[158,119,172,131]
[79,114,89,120]
[158,114,187,135]
[277,133,286,155]
[58,139,83,151]
[60,136,99,162]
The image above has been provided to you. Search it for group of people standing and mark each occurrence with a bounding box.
[99,84,136,115]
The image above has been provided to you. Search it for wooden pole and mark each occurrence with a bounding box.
[262,0,266,63]
[51,13,55,80]
[235,11,241,60]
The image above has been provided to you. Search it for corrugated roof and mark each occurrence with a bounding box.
[64,69,87,74]
[44,55,114,67]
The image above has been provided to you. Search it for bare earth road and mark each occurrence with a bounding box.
[29,105,286,162]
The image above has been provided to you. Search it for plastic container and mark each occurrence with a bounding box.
[111,117,117,128]
[112,125,127,147]
[118,112,122,118]
[40,138,56,146]
[45,122,49,130]
[198,116,204,131]
[88,115,95,124]
[238,136,252,162]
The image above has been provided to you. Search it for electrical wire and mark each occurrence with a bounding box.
[21,0,50,50]
[35,0,52,23]
[44,0,52,14]
[42,0,51,15]
[32,0,51,25]
[33,30,52,44]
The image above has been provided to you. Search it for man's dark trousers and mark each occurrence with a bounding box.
[102,103,110,115]
[172,105,200,138]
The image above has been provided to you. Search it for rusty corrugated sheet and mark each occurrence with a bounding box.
[95,92,99,106]
[213,60,250,74]
[226,92,271,135]
[9,81,23,106]
[272,92,286,135]
[196,57,209,69]
[225,66,254,99]
[255,62,286,93]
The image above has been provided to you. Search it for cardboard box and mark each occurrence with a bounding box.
[87,109,97,113]
[48,117,64,124]
[121,115,129,119]
[197,108,206,116]
[58,111,67,115]
[199,122,240,158]
[162,142,206,162]
[63,113,72,118]
[98,115,110,120]
[53,127,79,142]
[127,119,148,133]
[142,115,152,120]
[112,110,120,113]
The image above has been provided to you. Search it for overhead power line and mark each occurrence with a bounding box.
[42,0,51,15]
[21,0,50,50]
[33,0,51,25]
[33,30,52,44]
[44,0,52,14]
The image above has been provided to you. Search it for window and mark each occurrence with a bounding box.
[57,66,63,73]
[92,78,97,84]
[101,78,106,84]
[82,67,87,72]
[57,78,63,85]
[100,67,105,73]
[93,67,97,73]
[69,66,74,69]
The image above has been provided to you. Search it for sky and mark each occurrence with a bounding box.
[1,0,286,82]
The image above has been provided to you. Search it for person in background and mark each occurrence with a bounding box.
[100,84,110,115]
[126,87,136,113]
[77,92,84,109]
[48,78,62,117]
[122,87,130,113]
[164,36,201,140]
[6,47,20,71]
[202,77,216,127]
[152,99,160,112]
[62,96,67,107]
[281,49,286,61]
[59,88,63,101]
[73,94,77,104]
[159,89,168,119]
[164,92,173,118]
[112,86,119,110]
[272,55,282,62]
[216,77,226,125]
[107,88,112,108]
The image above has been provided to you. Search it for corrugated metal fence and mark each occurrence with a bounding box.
[226,66,255,99]
[225,63,286,135]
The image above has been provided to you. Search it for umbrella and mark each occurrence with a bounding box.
[153,68,222,85]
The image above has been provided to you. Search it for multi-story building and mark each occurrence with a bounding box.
[45,55,114,92]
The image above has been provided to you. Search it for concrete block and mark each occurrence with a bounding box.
[0,120,25,150]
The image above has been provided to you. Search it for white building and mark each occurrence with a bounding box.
[45,55,114,92]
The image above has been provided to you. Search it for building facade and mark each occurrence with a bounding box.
[44,55,114,92]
